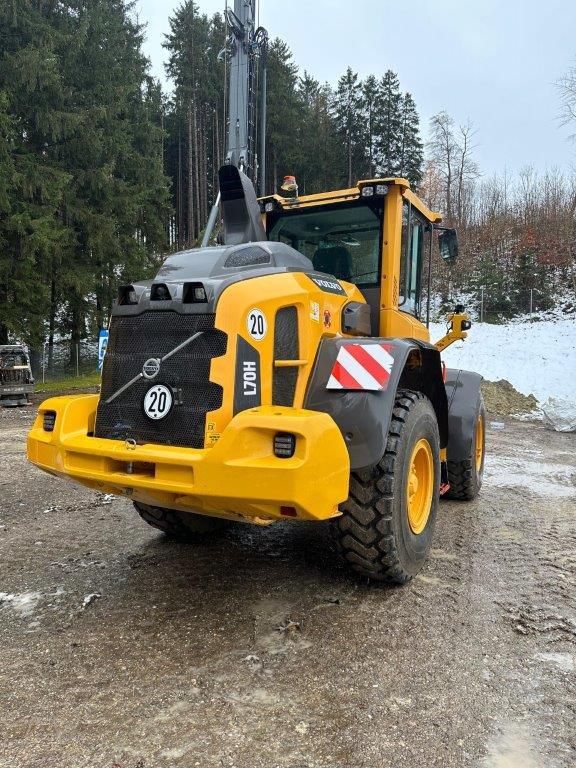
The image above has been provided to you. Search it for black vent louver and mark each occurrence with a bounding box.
[273,306,299,407]
[224,246,270,268]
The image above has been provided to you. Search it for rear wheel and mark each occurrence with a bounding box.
[445,394,486,500]
[331,390,440,583]
[134,501,230,541]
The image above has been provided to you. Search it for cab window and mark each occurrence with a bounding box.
[400,201,426,317]
[267,201,383,285]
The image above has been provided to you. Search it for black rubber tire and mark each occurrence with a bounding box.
[331,390,440,584]
[134,501,230,541]
[445,394,486,501]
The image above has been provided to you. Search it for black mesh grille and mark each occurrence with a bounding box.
[273,306,299,407]
[273,367,298,407]
[95,312,226,449]
[224,246,270,268]
[1,369,27,383]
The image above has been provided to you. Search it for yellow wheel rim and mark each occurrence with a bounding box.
[406,438,434,535]
[475,413,485,472]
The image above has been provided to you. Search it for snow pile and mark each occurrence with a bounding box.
[430,318,576,403]
[541,397,576,432]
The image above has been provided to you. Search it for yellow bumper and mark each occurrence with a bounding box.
[27,395,350,523]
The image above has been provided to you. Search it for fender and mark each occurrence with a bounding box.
[445,369,483,462]
[304,338,448,471]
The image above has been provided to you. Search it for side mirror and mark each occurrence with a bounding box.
[438,228,459,262]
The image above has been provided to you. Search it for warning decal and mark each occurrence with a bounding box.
[326,343,394,391]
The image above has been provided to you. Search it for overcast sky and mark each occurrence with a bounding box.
[136,0,575,178]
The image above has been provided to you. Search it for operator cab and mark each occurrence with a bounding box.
[261,178,456,340]
[265,196,384,334]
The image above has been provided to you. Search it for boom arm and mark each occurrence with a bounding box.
[202,0,268,247]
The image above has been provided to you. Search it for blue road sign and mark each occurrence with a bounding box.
[98,329,109,371]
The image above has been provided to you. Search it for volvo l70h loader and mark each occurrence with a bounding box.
[27,165,485,582]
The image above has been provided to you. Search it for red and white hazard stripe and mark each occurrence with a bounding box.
[327,343,394,391]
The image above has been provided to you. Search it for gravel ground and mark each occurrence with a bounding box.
[0,402,575,768]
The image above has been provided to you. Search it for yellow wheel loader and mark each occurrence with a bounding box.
[27,165,485,583]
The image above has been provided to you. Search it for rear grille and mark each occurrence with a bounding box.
[273,306,299,407]
[95,312,226,449]
[0,370,27,384]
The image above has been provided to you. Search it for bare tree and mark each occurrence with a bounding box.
[428,111,457,221]
[455,120,480,224]
[558,62,576,135]
[428,111,480,226]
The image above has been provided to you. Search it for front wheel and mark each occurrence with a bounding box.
[331,390,440,583]
[445,394,486,500]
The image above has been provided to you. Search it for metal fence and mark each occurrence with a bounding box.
[17,289,575,389]
[28,340,100,385]
[475,288,557,323]
[429,287,570,323]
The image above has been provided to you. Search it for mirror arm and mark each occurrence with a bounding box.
[434,309,472,352]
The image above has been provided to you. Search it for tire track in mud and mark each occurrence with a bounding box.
[1,410,576,767]
[471,429,576,766]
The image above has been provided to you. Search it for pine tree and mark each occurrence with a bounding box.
[164,3,225,242]
[0,91,17,345]
[265,38,301,193]
[375,70,402,176]
[332,67,364,187]
[54,0,171,348]
[361,75,379,178]
[296,72,322,193]
[0,1,70,348]
[295,72,340,194]
[398,92,423,187]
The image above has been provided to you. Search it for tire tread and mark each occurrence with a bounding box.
[331,389,433,583]
[134,502,229,541]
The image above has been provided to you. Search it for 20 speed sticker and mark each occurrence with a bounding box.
[247,308,267,341]
[143,384,173,420]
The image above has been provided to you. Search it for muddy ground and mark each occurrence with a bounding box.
[0,402,575,768]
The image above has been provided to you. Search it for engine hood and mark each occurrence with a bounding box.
[112,241,316,317]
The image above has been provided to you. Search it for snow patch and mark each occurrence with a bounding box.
[0,591,42,617]
[82,592,101,609]
[430,318,576,402]
[534,652,575,673]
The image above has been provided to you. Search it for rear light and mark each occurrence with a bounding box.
[182,282,207,304]
[118,285,139,305]
[43,411,56,432]
[274,432,296,458]
[150,283,172,301]
[361,184,388,197]
[280,506,297,517]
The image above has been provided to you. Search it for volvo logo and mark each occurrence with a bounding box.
[142,358,161,379]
